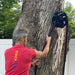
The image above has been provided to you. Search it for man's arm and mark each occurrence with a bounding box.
[35,36,51,59]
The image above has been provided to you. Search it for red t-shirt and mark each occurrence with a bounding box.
[5,45,36,75]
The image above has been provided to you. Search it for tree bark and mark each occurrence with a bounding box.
[14,0,69,75]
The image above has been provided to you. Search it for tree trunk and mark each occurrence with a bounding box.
[14,0,69,75]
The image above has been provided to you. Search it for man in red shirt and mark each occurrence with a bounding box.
[5,29,51,75]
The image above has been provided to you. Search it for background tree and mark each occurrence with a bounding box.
[0,0,22,38]
[14,0,69,75]
[64,1,75,38]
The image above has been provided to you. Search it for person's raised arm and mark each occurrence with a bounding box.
[35,36,51,59]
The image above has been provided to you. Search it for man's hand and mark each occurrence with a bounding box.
[31,59,40,67]
[46,36,51,43]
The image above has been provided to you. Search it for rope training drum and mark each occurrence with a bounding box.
[34,11,68,75]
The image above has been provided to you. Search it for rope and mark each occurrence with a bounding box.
[62,24,68,75]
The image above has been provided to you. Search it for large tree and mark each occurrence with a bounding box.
[14,0,69,75]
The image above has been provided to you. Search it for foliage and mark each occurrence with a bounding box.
[0,0,22,39]
[64,2,75,38]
